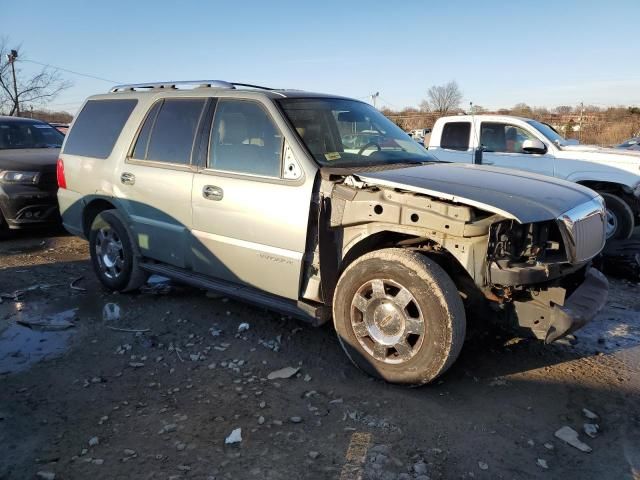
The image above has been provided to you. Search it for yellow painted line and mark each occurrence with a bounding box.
[340,432,372,480]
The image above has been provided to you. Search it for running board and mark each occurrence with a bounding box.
[140,262,328,326]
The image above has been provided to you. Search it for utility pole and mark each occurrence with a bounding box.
[7,49,19,116]
[370,92,379,109]
[578,101,584,142]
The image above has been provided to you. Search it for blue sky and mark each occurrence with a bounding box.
[4,0,640,113]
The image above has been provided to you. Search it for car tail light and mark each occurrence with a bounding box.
[56,158,66,189]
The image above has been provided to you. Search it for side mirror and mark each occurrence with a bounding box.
[522,138,547,154]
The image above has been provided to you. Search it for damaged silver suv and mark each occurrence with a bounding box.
[57,80,609,385]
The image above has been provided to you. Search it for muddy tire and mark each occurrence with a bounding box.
[600,192,634,240]
[333,248,466,385]
[89,209,148,292]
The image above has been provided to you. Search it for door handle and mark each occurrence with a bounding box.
[202,185,223,201]
[120,172,135,185]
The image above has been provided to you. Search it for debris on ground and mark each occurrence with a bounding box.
[259,335,282,352]
[0,283,58,302]
[158,424,177,435]
[237,322,250,333]
[584,423,599,438]
[102,303,121,322]
[554,426,592,453]
[16,309,77,331]
[537,458,549,469]
[88,436,99,447]
[69,276,86,292]
[582,408,599,420]
[267,366,299,380]
[16,318,75,331]
[478,461,489,470]
[225,428,242,444]
[106,326,150,333]
[36,472,56,480]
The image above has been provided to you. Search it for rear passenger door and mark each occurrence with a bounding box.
[430,121,473,163]
[191,98,312,300]
[117,97,208,268]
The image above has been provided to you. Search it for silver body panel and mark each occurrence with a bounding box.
[58,85,607,307]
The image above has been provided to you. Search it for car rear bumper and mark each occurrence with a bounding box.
[510,267,609,343]
[0,184,60,229]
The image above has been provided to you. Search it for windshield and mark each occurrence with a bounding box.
[278,98,433,167]
[0,120,64,149]
[526,120,567,146]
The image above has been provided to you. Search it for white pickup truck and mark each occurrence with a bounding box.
[427,115,640,240]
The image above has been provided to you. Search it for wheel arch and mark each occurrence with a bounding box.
[337,229,480,306]
[82,197,119,238]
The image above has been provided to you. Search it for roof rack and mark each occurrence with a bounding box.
[109,80,277,93]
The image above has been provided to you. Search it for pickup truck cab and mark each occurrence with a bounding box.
[427,115,640,240]
[58,83,608,385]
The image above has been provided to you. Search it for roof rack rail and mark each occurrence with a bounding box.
[109,80,281,93]
[109,80,235,93]
[230,82,275,91]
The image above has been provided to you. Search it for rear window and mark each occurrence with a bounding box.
[63,99,137,158]
[441,122,470,150]
[132,98,206,165]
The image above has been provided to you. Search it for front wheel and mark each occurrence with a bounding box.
[333,248,466,385]
[600,192,635,240]
[89,210,148,292]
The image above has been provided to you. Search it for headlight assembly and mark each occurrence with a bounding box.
[0,171,39,184]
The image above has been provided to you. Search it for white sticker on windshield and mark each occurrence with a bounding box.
[33,124,53,129]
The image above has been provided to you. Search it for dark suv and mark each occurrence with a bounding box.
[0,116,63,237]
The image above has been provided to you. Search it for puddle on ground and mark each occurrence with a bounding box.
[0,274,174,376]
[0,309,78,376]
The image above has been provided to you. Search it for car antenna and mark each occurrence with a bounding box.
[470,102,483,165]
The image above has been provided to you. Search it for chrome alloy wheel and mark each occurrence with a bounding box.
[350,278,425,364]
[605,208,618,239]
[95,226,124,279]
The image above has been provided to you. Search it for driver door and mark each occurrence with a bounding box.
[479,122,555,177]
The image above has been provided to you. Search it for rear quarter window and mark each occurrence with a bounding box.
[441,122,471,150]
[63,99,137,158]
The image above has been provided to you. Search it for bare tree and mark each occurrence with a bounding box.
[554,105,572,115]
[0,38,71,116]
[511,102,533,117]
[425,81,463,115]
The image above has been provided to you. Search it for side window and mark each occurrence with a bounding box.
[63,99,137,158]
[441,122,470,150]
[138,98,206,165]
[480,123,536,153]
[131,101,161,159]
[209,100,282,177]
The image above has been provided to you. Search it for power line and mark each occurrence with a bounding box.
[20,59,120,84]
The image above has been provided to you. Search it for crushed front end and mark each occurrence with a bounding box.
[486,198,609,343]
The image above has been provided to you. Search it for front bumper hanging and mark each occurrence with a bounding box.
[511,267,609,343]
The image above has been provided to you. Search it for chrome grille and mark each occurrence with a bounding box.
[558,199,607,263]
[573,211,606,262]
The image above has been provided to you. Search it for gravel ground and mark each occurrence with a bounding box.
[1,231,639,480]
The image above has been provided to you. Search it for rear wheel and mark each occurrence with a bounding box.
[600,192,634,240]
[333,248,466,385]
[89,210,148,292]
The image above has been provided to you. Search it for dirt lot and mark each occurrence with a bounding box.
[1,231,639,480]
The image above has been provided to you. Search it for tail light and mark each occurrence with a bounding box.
[56,158,66,189]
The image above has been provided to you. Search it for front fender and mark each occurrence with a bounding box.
[565,170,640,190]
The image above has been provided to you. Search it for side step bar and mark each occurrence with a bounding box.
[140,262,329,327]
